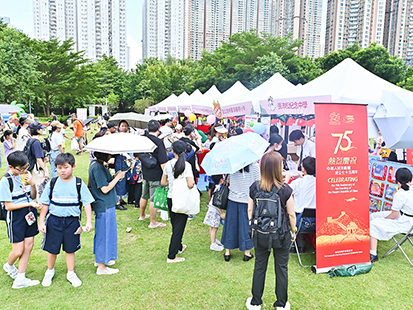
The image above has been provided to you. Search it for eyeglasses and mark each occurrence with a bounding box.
[15,165,29,172]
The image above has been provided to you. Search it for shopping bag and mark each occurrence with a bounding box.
[71,138,80,152]
[172,177,200,215]
[153,186,169,211]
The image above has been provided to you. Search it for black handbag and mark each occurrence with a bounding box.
[212,175,229,210]
[138,153,158,169]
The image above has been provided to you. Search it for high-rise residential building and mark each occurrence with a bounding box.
[1,16,11,24]
[142,0,323,61]
[33,0,128,69]
[325,0,413,65]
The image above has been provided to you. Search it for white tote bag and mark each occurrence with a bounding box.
[172,176,200,215]
[71,138,80,151]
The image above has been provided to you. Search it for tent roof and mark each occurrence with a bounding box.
[226,73,296,112]
[218,81,250,106]
[191,85,222,114]
[166,91,189,111]
[179,89,203,110]
[273,58,411,115]
[149,94,177,111]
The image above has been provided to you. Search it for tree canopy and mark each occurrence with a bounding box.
[0,21,411,116]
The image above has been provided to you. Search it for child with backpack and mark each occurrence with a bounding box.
[246,152,296,310]
[1,151,42,289]
[203,174,226,251]
[38,153,95,287]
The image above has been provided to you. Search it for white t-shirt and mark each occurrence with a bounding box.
[163,159,193,198]
[17,127,30,151]
[296,139,316,159]
[289,174,316,213]
[50,132,64,150]
[392,188,413,215]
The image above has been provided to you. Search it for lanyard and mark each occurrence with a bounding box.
[11,174,32,210]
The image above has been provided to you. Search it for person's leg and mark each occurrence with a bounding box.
[251,244,271,306]
[47,253,57,270]
[8,242,24,268]
[370,236,378,251]
[41,253,57,287]
[66,252,75,272]
[210,227,218,244]
[167,198,179,260]
[135,182,142,208]
[139,179,150,219]
[273,238,291,308]
[17,237,34,274]
[65,252,82,287]
[238,202,253,257]
[128,183,136,204]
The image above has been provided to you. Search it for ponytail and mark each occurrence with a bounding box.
[395,167,412,191]
[401,183,410,191]
[173,153,185,179]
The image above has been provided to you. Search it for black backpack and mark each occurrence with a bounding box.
[41,137,51,153]
[249,182,285,251]
[0,173,13,221]
[23,138,38,171]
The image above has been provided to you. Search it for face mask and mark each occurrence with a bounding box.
[274,144,282,151]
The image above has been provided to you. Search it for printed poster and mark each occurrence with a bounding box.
[315,103,370,271]
[368,159,413,213]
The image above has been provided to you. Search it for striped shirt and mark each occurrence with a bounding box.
[228,163,261,203]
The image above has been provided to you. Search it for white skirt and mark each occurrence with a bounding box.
[370,211,413,241]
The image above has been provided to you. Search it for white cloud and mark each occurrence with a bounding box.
[127,34,142,69]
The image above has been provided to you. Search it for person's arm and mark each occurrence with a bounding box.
[10,137,16,148]
[161,173,168,186]
[37,158,49,179]
[186,176,195,189]
[24,173,37,199]
[248,197,254,220]
[5,200,39,211]
[385,210,400,220]
[286,196,297,240]
[83,203,93,231]
[58,144,64,153]
[38,203,49,232]
[100,170,126,194]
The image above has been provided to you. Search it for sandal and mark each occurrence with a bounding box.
[178,245,187,254]
[148,222,166,228]
[138,215,150,221]
[167,257,185,263]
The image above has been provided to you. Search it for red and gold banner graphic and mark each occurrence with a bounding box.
[315,103,370,271]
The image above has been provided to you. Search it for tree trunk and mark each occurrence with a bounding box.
[45,93,50,117]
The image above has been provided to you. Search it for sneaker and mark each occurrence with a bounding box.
[276,301,291,310]
[246,297,261,310]
[12,277,40,289]
[3,263,18,280]
[178,244,187,254]
[370,254,379,263]
[166,257,185,263]
[96,267,119,275]
[42,269,55,287]
[67,272,82,287]
[215,239,223,247]
[115,204,127,211]
[188,214,196,220]
[94,260,116,267]
[210,242,224,251]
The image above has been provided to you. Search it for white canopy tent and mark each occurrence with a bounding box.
[213,81,251,117]
[268,58,413,139]
[191,85,221,115]
[165,92,189,112]
[178,89,203,112]
[226,73,297,114]
[149,94,177,112]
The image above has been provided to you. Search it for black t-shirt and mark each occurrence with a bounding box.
[249,181,293,232]
[141,134,168,182]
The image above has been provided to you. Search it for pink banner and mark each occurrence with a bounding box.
[192,105,213,115]
[158,107,167,112]
[178,105,191,112]
[149,106,157,111]
[220,101,254,117]
[167,106,177,112]
[260,95,331,115]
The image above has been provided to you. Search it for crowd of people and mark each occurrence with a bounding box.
[2,111,413,310]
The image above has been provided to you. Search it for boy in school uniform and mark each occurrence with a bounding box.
[1,151,42,289]
[38,153,94,287]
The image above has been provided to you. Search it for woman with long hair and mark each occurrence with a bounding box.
[16,117,32,151]
[370,167,413,262]
[49,122,64,178]
[1,130,16,171]
[222,162,260,262]
[246,151,296,310]
[88,151,126,275]
[161,140,195,263]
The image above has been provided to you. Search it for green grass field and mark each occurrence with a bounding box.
[0,127,412,309]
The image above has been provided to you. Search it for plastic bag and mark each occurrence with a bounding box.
[327,263,372,278]
[153,186,168,211]
[71,138,80,152]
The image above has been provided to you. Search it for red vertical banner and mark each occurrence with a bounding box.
[315,103,370,272]
[406,149,413,166]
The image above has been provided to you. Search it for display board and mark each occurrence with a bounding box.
[314,103,370,272]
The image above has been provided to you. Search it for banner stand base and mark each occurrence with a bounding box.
[311,266,331,274]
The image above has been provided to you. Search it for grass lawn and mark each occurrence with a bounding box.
[1,126,413,309]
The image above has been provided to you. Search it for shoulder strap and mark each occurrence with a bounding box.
[75,177,82,206]
[49,177,58,203]
[4,173,13,193]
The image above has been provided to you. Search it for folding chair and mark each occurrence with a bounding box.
[382,224,413,267]
[291,208,316,267]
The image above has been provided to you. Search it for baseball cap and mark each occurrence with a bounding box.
[107,122,116,129]
[29,122,46,130]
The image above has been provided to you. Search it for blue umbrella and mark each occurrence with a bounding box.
[201,132,269,175]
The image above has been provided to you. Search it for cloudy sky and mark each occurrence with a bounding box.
[0,0,144,67]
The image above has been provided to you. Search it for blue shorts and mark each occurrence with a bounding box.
[41,214,81,255]
[6,207,39,243]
